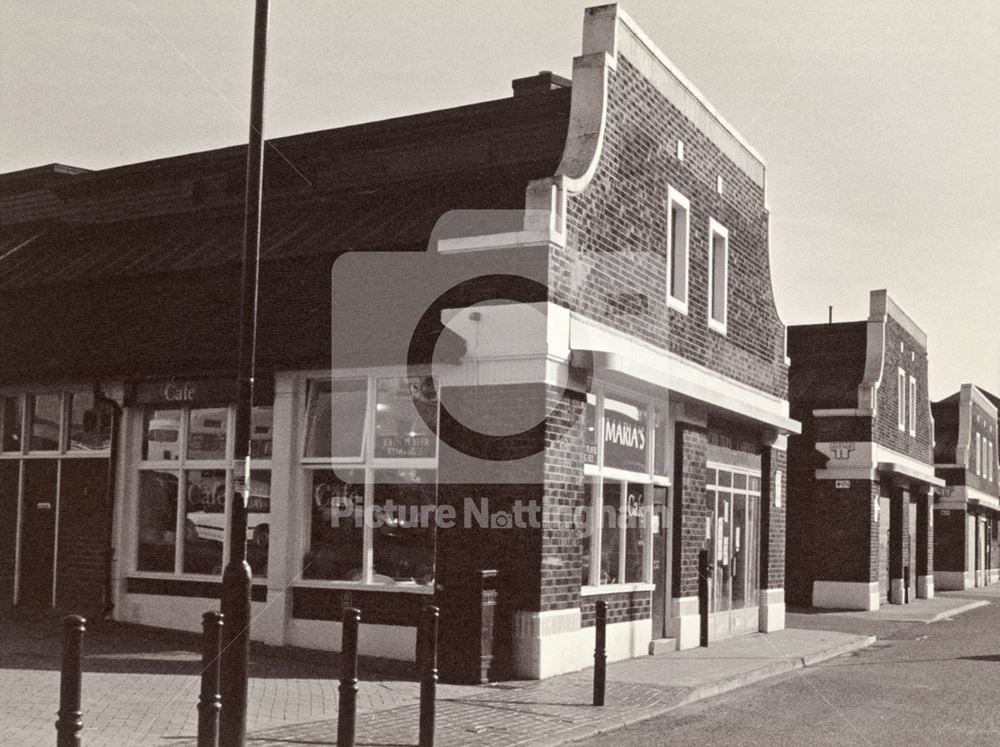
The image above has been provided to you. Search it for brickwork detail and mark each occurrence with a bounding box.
[673,424,708,599]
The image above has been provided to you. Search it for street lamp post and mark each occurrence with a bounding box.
[220,0,270,744]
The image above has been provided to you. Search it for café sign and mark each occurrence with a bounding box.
[603,408,647,472]
[129,378,240,408]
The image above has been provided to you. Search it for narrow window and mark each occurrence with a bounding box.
[975,433,982,475]
[908,375,917,437]
[897,369,906,431]
[707,219,729,334]
[667,187,690,313]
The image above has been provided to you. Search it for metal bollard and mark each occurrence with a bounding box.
[699,549,710,647]
[56,615,86,747]
[419,605,439,747]
[198,611,224,747]
[904,565,910,604]
[337,607,361,747]
[592,600,607,706]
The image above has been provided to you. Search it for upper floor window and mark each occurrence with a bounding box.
[975,432,982,476]
[897,369,906,432]
[908,375,916,437]
[666,186,690,313]
[707,219,729,334]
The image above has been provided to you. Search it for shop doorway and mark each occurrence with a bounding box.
[907,500,917,600]
[707,466,760,640]
[18,460,57,608]
[651,486,670,638]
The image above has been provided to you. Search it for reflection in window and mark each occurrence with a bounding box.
[244,470,272,576]
[187,408,228,461]
[137,470,178,572]
[251,406,274,459]
[580,481,593,585]
[372,469,435,585]
[29,394,61,451]
[68,392,112,452]
[1,396,22,452]
[304,468,365,580]
[625,483,646,583]
[143,409,181,461]
[600,482,621,584]
[303,380,367,459]
[374,377,438,459]
[183,470,227,574]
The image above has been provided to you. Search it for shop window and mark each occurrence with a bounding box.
[67,391,112,452]
[667,186,690,313]
[707,218,728,334]
[135,404,272,577]
[29,394,62,452]
[303,378,367,459]
[301,375,438,589]
[1,396,22,452]
[581,389,660,588]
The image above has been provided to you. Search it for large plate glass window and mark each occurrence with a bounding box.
[302,375,438,590]
[135,404,273,577]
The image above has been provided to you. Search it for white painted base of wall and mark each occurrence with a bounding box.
[934,571,971,591]
[917,575,933,599]
[510,608,652,679]
[670,596,701,650]
[758,588,785,632]
[990,569,999,584]
[889,578,905,604]
[120,594,276,640]
[288,618,417,662]
[812,581,879,611]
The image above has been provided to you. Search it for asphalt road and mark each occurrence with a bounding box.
[573,593,1000,746]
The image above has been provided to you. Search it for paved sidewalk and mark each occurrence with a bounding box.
[1,615,872,747]
[220,628,874,747]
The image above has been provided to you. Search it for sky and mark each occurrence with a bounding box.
[2,1,998,399]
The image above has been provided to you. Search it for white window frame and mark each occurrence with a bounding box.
[580,385,668,595]
[707,218,729,335]
[897,368,906,432]
[132,404,273,579]
[666,186,690,314]
[298,372,439,594]
[908,375,917,437]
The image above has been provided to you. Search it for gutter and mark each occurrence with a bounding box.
[94,382,122,619]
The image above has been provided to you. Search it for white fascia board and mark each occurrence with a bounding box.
[815,440,940,486]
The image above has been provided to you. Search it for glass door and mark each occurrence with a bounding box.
[708,467,761,640]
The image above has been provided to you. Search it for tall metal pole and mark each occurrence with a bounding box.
[220,1,269,744]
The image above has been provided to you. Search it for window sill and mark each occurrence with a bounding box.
[580,582,655,597]
[708,319,727,336]
[293,579,435,595]
[667,296,688,315]
[127,571,269,582]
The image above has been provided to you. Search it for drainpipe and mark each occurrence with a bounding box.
[94,382,122,619]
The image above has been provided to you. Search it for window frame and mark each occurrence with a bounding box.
[133,403,273,579]
[897,368,907,432]
[580,385,666,595]
[298,372,439,593]
[908,375,917,437]
[666,186,691,314]
[0,389,113,460]
[707,218,729,335]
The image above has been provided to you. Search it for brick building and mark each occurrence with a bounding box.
[786,291,944,610]
[0,4,797,680]
[932,385,1000,590]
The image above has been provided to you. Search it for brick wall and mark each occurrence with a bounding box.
[965,401,998,496]
[672,423,708,598]
[0,461,16,608]
[875,317,933,463]
[552,57,787,400]
[761,447,787,590]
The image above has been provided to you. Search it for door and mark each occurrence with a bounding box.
[878,497,890,604]
[18,460,58,608]
[651,486,670,638]
[0,461,18,604]
[708,468,761,640]
[977,517,987,587]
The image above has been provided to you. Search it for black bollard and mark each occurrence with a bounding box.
[592,600,607,706]
[419,605,439,747]
[904,565,910,603]
[56,615,86,747]
[699,549,710,647]
[337,607,361,747]
[199,611,224,747]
